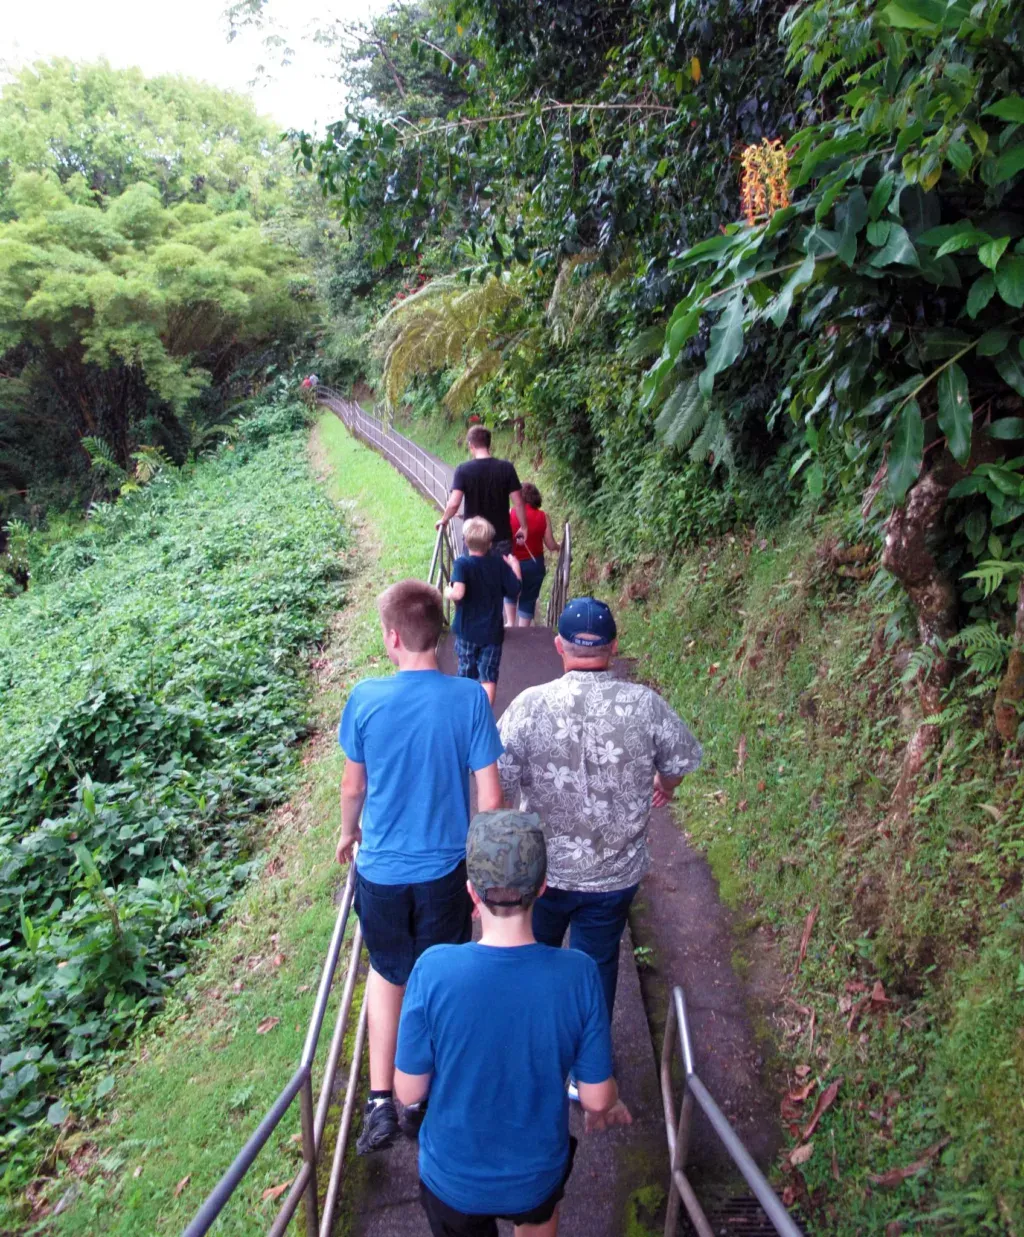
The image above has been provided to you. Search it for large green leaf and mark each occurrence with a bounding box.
[879,0,943,28]
[867,172,896,221]
[994,349,1024,399]
[992,144,1024,185]
[977,329,1011,357]
[984,96,1024,123]
[869,223,918,268]
[836,188,868,266]
[767,253,815,327]
[934,228,991,258]
[937,362,972,464]
[966,273,996,318]
[988,418,1024,440]
[888,400,924,504]
[978,236,1011,270]
[995,255,1024,307]
[699,296,745,396]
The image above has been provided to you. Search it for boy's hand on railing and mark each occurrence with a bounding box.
[336,828,361,865]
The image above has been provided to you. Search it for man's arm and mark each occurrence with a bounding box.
[436,488,464,530]
[577,1079,633,1132]
[473,761,503,812]
[336,758,367,864]
[510,489,528,544]
[394,1068,432,1106]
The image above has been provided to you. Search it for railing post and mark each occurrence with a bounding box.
[300,1072,319,1237]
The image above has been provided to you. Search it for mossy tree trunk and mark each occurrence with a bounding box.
[881,460,961,813]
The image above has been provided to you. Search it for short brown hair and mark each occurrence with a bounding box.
[477,886,537,918]
[463,516,495,553]
[467,425,491,450]
[378,580,443,651]
[521,482,542,509]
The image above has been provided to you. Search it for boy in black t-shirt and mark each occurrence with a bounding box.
[446,518,521,706]
[436,425,528,556]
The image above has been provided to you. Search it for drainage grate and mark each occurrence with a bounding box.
[679,1195,789,1236]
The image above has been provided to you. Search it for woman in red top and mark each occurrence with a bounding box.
[505,482,561,627]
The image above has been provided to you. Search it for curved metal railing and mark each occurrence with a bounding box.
[317,388,456,515]
[184,866,366,1237]
[661,985,803,1237]
[318,390,572,629]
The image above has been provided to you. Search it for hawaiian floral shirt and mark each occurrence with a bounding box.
[497,670,702,892]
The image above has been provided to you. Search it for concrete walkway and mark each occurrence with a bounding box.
[322,399,784,1234]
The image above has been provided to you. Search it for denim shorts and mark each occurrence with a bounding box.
[454,637,503,684]
[354,860,472,986]
[511,557,545,618]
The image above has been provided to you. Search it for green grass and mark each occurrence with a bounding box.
[603,520,1024,1234]
[26,413,439,1236]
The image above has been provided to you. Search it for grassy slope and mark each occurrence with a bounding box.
[43,413,437,1236]
[397,410,1024,1227]
[601,526,1024,1234]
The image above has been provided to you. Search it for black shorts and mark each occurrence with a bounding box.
[419,1138,577,1237]
[354,861,472,986]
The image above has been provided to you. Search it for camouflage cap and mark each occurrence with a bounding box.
[466,810,547,906]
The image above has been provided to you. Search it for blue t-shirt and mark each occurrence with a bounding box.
[451,553,520,647]
[338,671,503,884]
[396,942,613,1215]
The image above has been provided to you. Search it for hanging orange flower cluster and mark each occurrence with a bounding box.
[739,139,790,227]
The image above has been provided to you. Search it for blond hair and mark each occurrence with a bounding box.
[463,516,495,553]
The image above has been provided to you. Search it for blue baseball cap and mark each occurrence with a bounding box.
[558,597,617,647]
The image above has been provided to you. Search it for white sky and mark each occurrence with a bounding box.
[1,0,383,131]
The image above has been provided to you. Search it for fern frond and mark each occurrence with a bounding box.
[688,405,735,476]
[373,275,523,412]
[654,375,710,450]
[547,252,630,347]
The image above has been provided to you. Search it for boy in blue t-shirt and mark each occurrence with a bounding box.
[395,810,632,1236]
[337,579,504,1156]
[445,516,522,706]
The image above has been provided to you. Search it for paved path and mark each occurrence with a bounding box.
[352,628,666,1237]
[324,403,783,1232]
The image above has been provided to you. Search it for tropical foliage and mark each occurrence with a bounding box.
[0,398,346,1145]
[0,62,312,540]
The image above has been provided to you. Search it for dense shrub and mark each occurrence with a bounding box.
[0,404,346,1139]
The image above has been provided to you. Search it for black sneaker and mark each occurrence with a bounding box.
[399,1099,427,1139]
[356,1098,399,1154]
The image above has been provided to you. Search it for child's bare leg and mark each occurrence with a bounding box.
[482,681,497,706]
[515,1206,558,1237]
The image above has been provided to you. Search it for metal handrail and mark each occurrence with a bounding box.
[661,985,803,1237]
[320,392,580,630]
[545,521,572,628]
[183,866,365,1237]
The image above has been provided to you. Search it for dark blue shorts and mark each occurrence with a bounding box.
[454,636,503,684]
[511,557,545,618]
[354,860,472,986]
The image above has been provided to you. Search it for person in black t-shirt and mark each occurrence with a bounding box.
[436,426,528,557]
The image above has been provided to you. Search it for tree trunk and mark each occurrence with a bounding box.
[994,575,1024,743]
[880,461,960,813]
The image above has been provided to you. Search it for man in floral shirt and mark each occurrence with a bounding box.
[498,597,702,1036]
